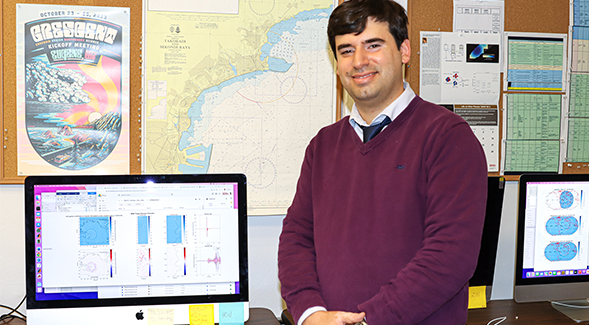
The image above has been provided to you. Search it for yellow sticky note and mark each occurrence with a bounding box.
[148,308,174,325]
[189,304,214,325]
[468,286,487,309]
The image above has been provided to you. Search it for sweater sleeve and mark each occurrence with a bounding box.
[358,120,488,324]
[277,139,326,323]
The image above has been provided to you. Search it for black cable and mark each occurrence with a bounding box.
[0,295,27,322]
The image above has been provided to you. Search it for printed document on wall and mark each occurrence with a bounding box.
[453,0,504,35]
[451,105,500,172]
[419,32,501,105]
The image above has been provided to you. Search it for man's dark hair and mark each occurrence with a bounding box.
[327,0,408,55]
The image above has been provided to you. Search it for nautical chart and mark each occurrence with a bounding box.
[143,0,337,214]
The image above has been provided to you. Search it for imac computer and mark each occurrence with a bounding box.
[25,174,249,325]
[515,173,589,322]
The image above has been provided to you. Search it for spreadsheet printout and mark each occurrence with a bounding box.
[506,36,566,92]
[503,94,562,173]
[567,1,589,162]
[574,0,589,27]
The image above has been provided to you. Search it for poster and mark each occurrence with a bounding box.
[16,4,130,175]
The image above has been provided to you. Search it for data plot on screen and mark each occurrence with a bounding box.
[166,215,184,244]
[545,241,578,261]
[195,246,222,276]
[166,247,186,278]
[195,214,221,244]
[546,216,579,236]
[546,190,581,210]
[77,250,111,280]
[79,217,110,246]
[137,216,150,245]
[137,248,151,279]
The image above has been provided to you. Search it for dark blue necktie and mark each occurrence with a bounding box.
[361,116,391,143]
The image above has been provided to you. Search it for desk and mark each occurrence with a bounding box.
[0,307,280,325]
[468,300,578,324]
[280,300,579,325]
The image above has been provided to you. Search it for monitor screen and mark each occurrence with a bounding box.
[515,173,589,305]
[25,174,249,325]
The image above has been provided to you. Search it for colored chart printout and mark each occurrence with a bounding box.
[505,35,566,92]
[16,5,130,175]
[143,0,337,214]
[533,184,589,271]
[503,93,562,173]
[567,8,589,163]
[568,118,589,162]
[569,73,589,118]
[571,27,589,73]
[503,140,560,173]
[574,0,589,27]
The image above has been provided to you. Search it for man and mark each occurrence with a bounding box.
[277,0,488,324]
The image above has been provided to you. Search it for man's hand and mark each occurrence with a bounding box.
[302,310,366,325]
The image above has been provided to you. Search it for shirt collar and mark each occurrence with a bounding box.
[349,82,416,127]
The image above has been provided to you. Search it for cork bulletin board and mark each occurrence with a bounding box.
[404,0,569,180]
[0,0,572,183]
[0,0,142,183]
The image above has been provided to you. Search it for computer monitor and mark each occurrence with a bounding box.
[469,176,505,300]
[515,173,589,322]
[25,173,249,325]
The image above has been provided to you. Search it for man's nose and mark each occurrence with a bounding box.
[353,49,369,69]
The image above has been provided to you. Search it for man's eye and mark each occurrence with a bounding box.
[339,49,353,55]
[367,44,381,49]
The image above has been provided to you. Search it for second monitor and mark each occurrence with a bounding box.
[515,173,589,322]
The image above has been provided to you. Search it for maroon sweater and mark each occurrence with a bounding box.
[278,96,488,325]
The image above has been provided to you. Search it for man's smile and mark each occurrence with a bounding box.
[352,71,377,82]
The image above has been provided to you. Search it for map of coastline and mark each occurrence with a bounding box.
[145,1,336,213]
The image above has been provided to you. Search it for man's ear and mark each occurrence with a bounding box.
[400,39,411,64]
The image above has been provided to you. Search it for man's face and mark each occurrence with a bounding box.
[335,18,410,113]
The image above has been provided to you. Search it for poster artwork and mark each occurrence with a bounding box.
[21,9,127,172]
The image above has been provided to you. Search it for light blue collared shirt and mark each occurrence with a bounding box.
[348,82,416,140]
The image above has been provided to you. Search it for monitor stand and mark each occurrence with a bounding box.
[551,299,589,323]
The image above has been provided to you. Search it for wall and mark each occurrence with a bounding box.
[0,182,519,317]
[0,185,25,314]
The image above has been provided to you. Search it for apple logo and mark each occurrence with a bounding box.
[136,310,144,320]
